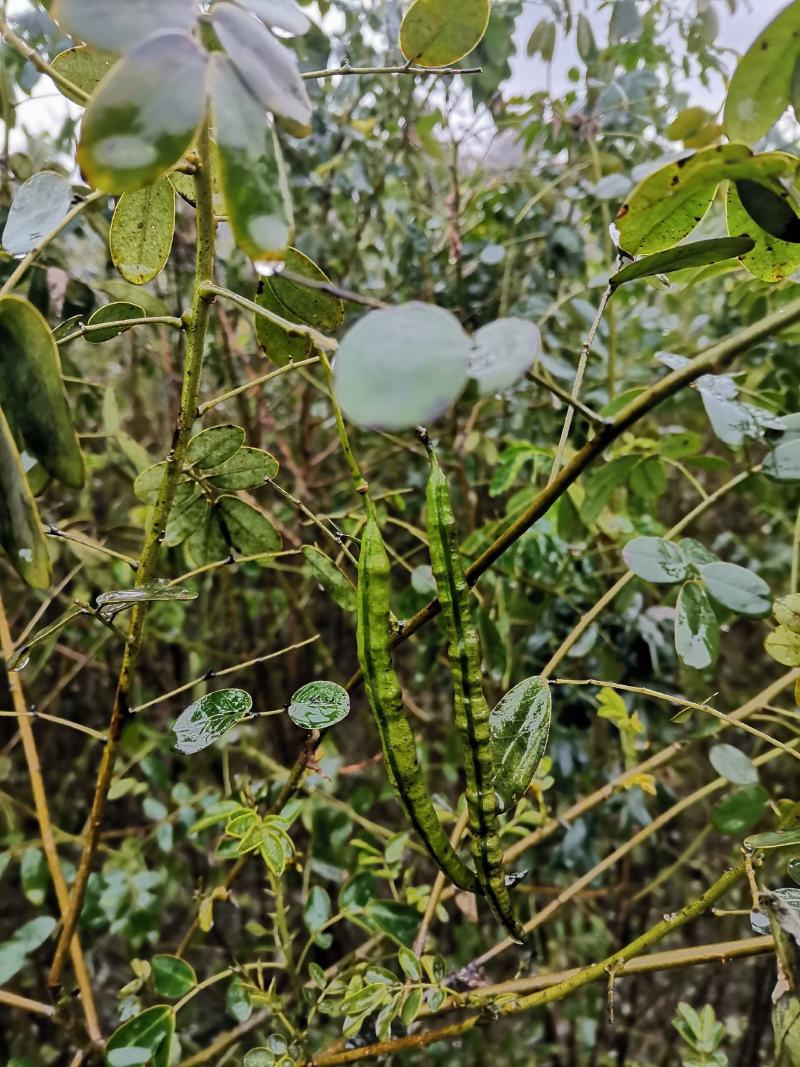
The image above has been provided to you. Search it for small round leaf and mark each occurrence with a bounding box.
[288,680,350,729]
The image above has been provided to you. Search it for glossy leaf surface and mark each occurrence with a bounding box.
[173,689,253,755]
[609,236,755,287]
[622,537,688,584]
[151,955,197,998]
[288,680,351,729]
[489,676,551,810]
[726,180,800,283]
[675,581,719,670]
[711,785,769,836]
[104,1005,175,1067]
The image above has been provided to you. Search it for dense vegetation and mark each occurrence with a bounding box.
[2,0,800,1063]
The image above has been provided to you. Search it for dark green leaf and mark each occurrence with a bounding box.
[580,455,639,523]
[400,0,490,67]
[736,179,800,243]
[489,676,551,811]
[255,277,313,368]
[365,900,420,947]
[270,248,345,333]
[163,490,205,548]
[744,829,800,850]
[151,955,197,998]
[0,407,51,589]
[2,171,72,256]
[173,688,253,755]
[0,295,84,488]
[675,581,719,670]
[609,237,755,288]
[20,848,48,906]
[304,885,332,931]
[205,448,279,490]
[699,561,771,617]
[78,32,207,193]
[726,180,800,283]
[217,496,283,555]
[288,680,350,729]
[709,744,759,786]
[110,179,176,286]
[302,545,357,613]
[104,1005,175,1067]
[711,785,769,836]
[185,505,229,567]
[186,425,245,469]
[85,302,145,343]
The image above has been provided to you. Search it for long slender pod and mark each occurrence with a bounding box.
[357,500,480,893]
[425,451,527,942]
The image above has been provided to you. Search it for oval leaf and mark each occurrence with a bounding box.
[400,0,491,68]
[709,743,759,786]
[622,536,688,584]
[699,561,771,618]
[255,277,313,367]
[270,248,344,333]
[489,676,551,810]
[774,593,800,634]
[0,407,51,589]
[2,171,72,256]
[205,447,280,490]
[675,581,719,670]
[468,318,541,395]
[110,179,176,285]
[711,785,769,836]
[334,302,470,430]
[85,301,145,343]
[765,625,800,667]
[736,178,800,243]
[217,496,282,555]
[241,0,311,34]
[51,45,116,104]
[173,689,253,755]
[78,31,208,193]
[105,1005,175,1067]
[744,828,800,851]
[151,955,197,998]
[726,180,800,283]
[302,545,357,613]
[186,424,245,469]
[55,0,196,53]
[765,439,800,481]
[288,680,350,729]
[0,295,84,488]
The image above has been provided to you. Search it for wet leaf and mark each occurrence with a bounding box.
[78,31,208,193]
[489,676,551,811]
[0,407,51,589]
[765,625,800,667]
[302,545,357,613]
[173,689,253,755]
[151,955,197,998]
[110,179,176,285]
[726,180,800,283]
[84,301,144,343]
[55,0,196,53]
[96,580,197,617]
[675,581,719,670]
[609,236,754,287]
[270,248,344,333]
[210,4,312,134]
[400,0,490,68]
[711,785,769,836]
[217,496,282,555]
[699,561,771,617]
[468,318,541,395]
[210,54,294,261]
[723,0,800,142]
[334,302,470,430]
[622,537,688,584]
[186,424,245,469]
[774,593,800,634]
[288,680,350,729]
[744,828,800,851]
[0,295,84,488]
[205,447,280,490]
[104,1005,175,1067]
[2,171,72,256]
[709,744,759,786]
[616,145,795,255]
[51,45,115,104]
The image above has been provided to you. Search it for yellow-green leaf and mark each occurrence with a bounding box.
[110,179,176,285]
[400,0,490,68]
[726,180,800,282]
[723,0,800,143]
[0,406,51,590]
[50,45,115,105]
[0,296,84,488]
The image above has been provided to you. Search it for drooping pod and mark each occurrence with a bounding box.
[425,452,527,943]
[356,500,479,893]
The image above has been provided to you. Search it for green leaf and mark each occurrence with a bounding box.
[765,440,800,481]
[616,144,795,255]
[629,457,667,501]
[736,178,800,243]
[0,295,84,488]
[609,0,642,41]
[576,12,596,61]
[334,302,470,431]
[745,828,800,851]
[217,496,283,555]
[580,455,639,523]
[85,301,145,343]
[51,45,115,105]
[401,987,423,1025]
[20,848,48,906]
[151,955,197,998]
[205,447,280,490]
[339,871,376,912]
[302,545,357,613]
[172,688,253,755]
[675,581,720,670]
[678,537,717,567]
[186,424,245,469]
[55,0,196,52]
[304,885,332,931]
[2,171,72,256]
[209,54,294,261]
[0,916,57,983]
[210,4,312,135]
[288,680,350,730]
[185,504,228,566]
[78,32,208,193]
[95,579,198,615]
[622,537,688,584]
[133,463,166,504]
[365,900,420,947]
[399,0,490,68]
[255,277,314,368]
[711,785,770,836]
[467,318,541,395]
[774,593,800,634]
[0,406,51,589]
[240,0,311,35]
[398,946,422,980]
[726,180,800,283]
[489,676,551,811]
[163,489,205,548]
[609,236,755,288]
[698,561,771,617]
[226,976,253,1023]
[723,0,800,142]
[709,744,759,786]
[105,1005,175,1067]
[765,625,800,667]
[110,179,176,285]
[270,248,345,334]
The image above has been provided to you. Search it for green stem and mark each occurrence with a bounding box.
[47,124,218,996]
[0,19,89,102]
[199,282,337,352]
[57,316,184,347]
[197,356,319,416]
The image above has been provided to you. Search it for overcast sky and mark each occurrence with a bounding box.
[4,0,790,145]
